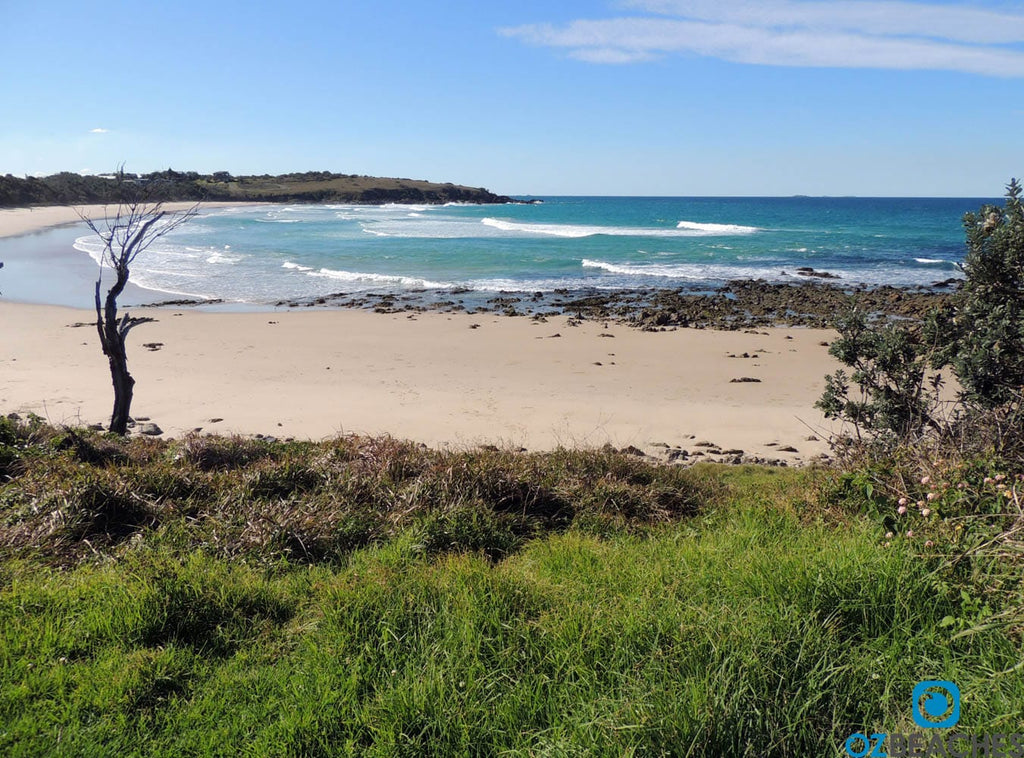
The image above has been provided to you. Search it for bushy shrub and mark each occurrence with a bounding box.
[819,181,1024,452]
[817,310,943,440]
[927,179,1024,410]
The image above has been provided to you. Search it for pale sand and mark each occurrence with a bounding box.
[0,205,842,459]
[0,302,841,459]
[0,202,238,239]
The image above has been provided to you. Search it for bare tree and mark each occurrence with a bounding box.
[78,184,198,435]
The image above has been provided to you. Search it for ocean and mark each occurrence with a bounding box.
[1,196,998,309]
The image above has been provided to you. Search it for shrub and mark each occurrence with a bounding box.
[817,309,943,441]
[928,180,1024,410]
[819,181,1024,454]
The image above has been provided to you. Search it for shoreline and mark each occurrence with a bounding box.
[0,203,957,327]
[0,203,916,461]
[0,301,842,462]
[0,202,242,240]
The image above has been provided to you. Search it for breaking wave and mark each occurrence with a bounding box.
[675,220,760,234]
[308,267,452,290]
[482,218,760,238]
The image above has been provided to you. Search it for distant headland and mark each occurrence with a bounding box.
[0,170,519,207]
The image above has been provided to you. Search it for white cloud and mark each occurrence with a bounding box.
[623,0,1024,45]
[571,46,657,64]
[89,128,109,134]
[501,1,1024,76]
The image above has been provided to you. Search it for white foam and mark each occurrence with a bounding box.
[73,235,110,267]
[309,267,452,290]
[482,218,759,239]
[581,259,701,279]
[676,220,760,234]
[914,258,948,264]
[282,261,314,272]
[380,204,431,212]
[482,218,598,238]
[205,251,242,264]
[467,276,599,292]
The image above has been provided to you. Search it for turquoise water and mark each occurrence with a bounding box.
[1,196,997,308]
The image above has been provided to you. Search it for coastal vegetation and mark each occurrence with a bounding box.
[0,170,515,208]
[818,181,1024,450]
[0,418,1022,755]
[1,187,1022,754]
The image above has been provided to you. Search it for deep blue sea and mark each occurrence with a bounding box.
[2,196,999,308]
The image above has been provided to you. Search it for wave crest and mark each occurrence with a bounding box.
[676,220,759,234]
[482,218,760,238]
[309,267,452,289]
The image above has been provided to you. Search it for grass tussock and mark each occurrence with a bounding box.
[0,418,707,565]
[1,416,1022,755]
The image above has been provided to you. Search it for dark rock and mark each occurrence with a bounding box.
[730,377,762,383]
[794,267,840,279]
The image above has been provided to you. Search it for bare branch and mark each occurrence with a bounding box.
[76,170,200,434]
[118,314,157,340]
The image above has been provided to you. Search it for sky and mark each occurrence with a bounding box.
[1,0,1022,196]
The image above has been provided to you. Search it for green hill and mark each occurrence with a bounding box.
[0,169,517,207]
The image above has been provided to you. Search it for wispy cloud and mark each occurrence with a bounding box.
[500,0,1024,76]
[89,128,109,134]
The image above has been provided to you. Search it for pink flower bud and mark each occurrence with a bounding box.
[921,508,932,517]
[897,505,907,515]
[920,476,931,485]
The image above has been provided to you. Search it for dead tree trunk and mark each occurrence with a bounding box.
[95,266,138,435]
[80,185,197,435]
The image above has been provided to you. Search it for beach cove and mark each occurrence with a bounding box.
[0,205,843,461]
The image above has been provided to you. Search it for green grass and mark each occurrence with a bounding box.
[1,420,1022,755]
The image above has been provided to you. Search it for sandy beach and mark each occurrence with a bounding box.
[0,202,235,240]
[0,206,842,461]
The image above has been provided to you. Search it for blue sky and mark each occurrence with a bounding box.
[1,0,1022,196]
